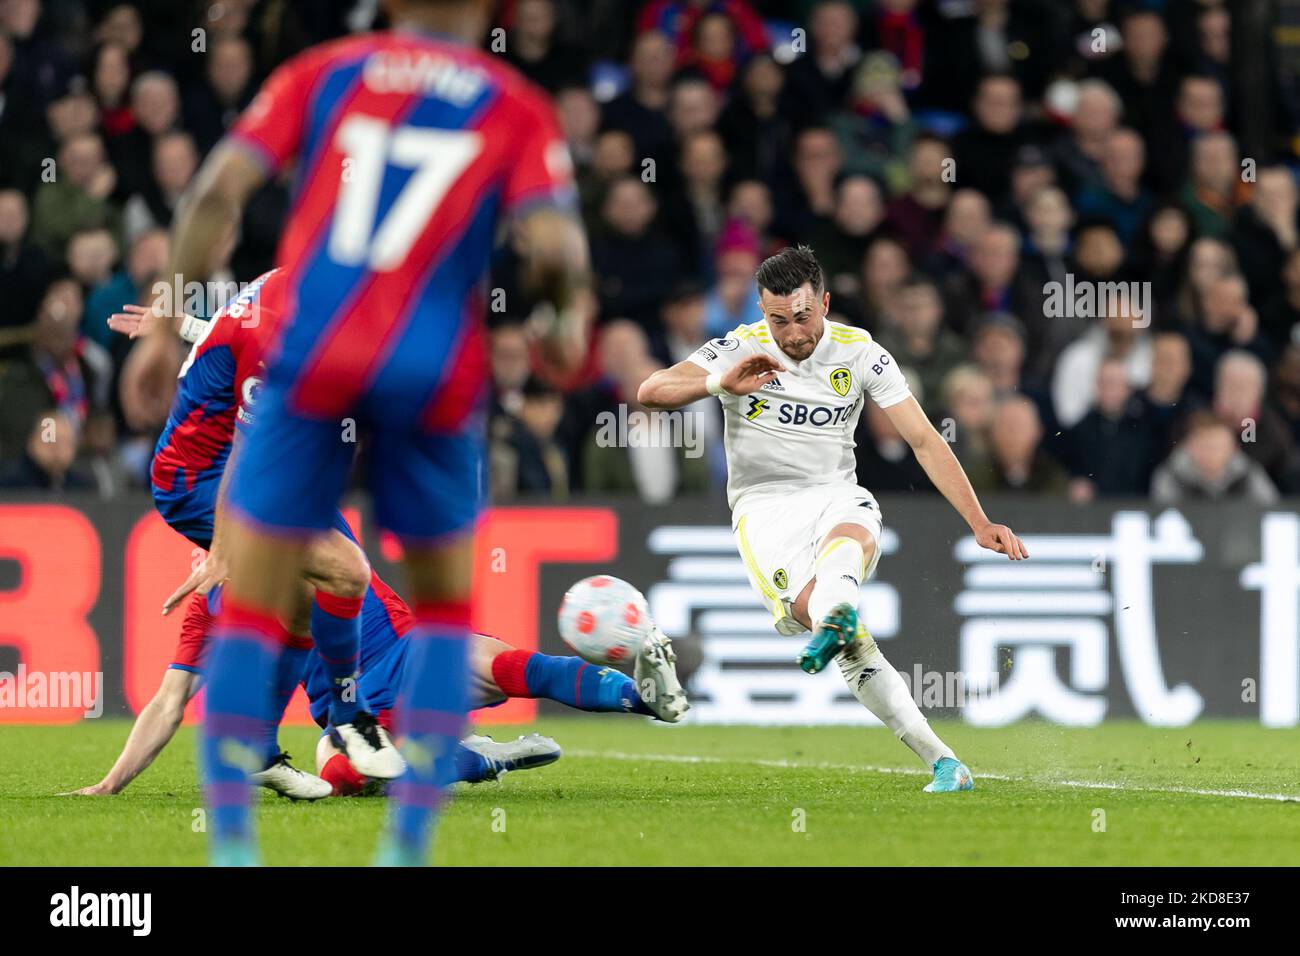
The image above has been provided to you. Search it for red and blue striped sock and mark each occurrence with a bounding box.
[311,591,366,726]
[491,649,653,715]
[386,599,471,861]
[201,600,287,849]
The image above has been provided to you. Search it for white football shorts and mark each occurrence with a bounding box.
[731,482,884,635]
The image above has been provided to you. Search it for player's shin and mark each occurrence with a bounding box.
[807,537,864,626]
[381,600,471,865]
[200,601,290,864]
[311,592,367,725]
[835,631,956,768]
[265,637,312,764]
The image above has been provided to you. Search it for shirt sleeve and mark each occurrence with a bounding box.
[226,51,320,176]
[502,88,578,217]
[861,339,912,409]
[685,331,754,375]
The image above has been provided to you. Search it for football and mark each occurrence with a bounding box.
[557,575,651,666]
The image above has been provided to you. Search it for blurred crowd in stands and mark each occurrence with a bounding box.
[1,0,1298,506]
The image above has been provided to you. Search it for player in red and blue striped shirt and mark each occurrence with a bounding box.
[125,0,589,865]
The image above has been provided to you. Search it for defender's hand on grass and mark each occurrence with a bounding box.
[974,522,1028,560]
[721,355,782,395]
[162,550,228,615]
[59,782,115,796]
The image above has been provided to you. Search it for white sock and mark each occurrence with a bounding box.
[837,635,955,768]
[807,536,864,626]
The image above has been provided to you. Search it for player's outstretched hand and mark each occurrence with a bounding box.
[975,522,1028,560]
[58,783,114,796]
[721,355,783,395]
[106,303,156,339]
[162,550,229,616]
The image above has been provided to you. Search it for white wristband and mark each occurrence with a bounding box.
[705,372,729,396]
[178,314,210,343]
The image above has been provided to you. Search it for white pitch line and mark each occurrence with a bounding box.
[563,749,1300,803]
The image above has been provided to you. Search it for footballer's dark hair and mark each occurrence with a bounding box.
[755,245,824,297]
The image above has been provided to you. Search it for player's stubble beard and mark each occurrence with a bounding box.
[777,319,821,362]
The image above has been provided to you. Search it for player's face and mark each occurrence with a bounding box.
[759,284,828,361]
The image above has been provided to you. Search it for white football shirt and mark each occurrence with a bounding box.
[688,319,912,511]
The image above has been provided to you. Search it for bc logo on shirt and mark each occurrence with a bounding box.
[829,367,852,397]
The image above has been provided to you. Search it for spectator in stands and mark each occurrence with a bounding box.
[90,41,133,139]
[1049,79,1122,197]
[969,394,1067,495]
[774,125,842,240]
[30,133,120,256]
[938,363,996,473]
[1053,303,1152,429]
[886,133,951,263]
[810,174,886,302]
[1073,127,1150,244]
[971,312,1028,398]
[1131,202,1194,325]
[182,35,255,153]
[123,130,197,241]
[1261,248,1300,352]
[502,0,588,93]
[1095,9,1179,191]
[83,227,168,354]
[704,219,760,337]
[784,0,861,126]
[1063,356,1158,501]
[108,72,181,201]
[1175,235,1238,330]
[1271,343,1300,446]
[602,29,675,165]
[951,74,1027,208]
[717,53,791,185]
[65,227,117,305]
[1185,273,1271,398]
[922,187,990,279]
[0,188,52,332]
[828,51,913,191]
[1139,330,1198,461]
[857,234,908,331]
[0,279,110,465]
[1233,165,1299,321]
[725,178,782,257]
[943,221,1033,337]
[1019,185,1076,380]
[678,11,742,92]
[0,409,93,490]
[590,176,682,329]
[490,375,570,500]
[1180,130,1247,240]
[877,275,963,417]
[663,128,729,274]
[1212,349,1300,494]
[1151,412,1278,504]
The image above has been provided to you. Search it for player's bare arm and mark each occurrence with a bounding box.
[60,669,199,796]
[638,354,782,409]
[121,143,267,427]
[517,207,592,375]
[883,395,1028,561]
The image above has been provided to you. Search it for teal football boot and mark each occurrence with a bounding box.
[923,756,974,793]
[797,602,859,674]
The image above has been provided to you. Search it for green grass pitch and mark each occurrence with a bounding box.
[2,718,1297,866]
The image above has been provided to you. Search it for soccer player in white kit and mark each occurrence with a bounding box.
[638,246,1028,792]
